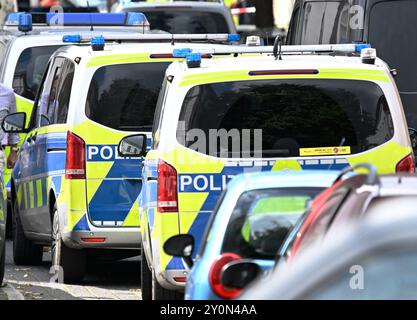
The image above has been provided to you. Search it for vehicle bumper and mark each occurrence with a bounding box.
[156,269,187,291]
[62,227,141,250]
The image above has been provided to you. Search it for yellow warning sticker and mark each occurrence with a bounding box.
[300,146,351,157]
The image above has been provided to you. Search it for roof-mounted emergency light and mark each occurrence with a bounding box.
[5,12,149,28]
[186,53,201,68]
[91,36,105,51]
[360,47,377,65]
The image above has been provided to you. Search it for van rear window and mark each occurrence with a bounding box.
[13,45,61,101]
[86,62,170,132]
[176,79,394,158]
[125,9,230,34]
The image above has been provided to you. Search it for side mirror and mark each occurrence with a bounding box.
[221,260,261,290]
[118,134,147,158]
[409,128,417,153]
[2,112,27,133]
[163,234,195,269]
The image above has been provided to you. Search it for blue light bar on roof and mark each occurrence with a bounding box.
[5,12,149,27]
[63,34,81,43]
[173,48,192,58]
[355,43,371,53]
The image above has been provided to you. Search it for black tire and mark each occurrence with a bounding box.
[51,204,86,284]
[152,270,184,300]
[0,240,5,285]
[141,247,152,300]
[6,200,12,239]
[12,200,43,265]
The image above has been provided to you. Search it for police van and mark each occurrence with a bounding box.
[1,32,242,283]
[118,43,415,299]
[0,11,149,201]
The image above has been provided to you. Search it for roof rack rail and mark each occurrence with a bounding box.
[3,12,149,32]
[62,33,241,44]
[171,43,371,56]
[334,163,380,186]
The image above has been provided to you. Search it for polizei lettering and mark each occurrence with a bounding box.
[179,174,235,192]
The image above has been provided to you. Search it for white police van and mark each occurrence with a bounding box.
[0,11,149,236]
[2,32,242,283]
[118,43,415,299]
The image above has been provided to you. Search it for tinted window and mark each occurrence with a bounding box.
[177,79,394,158]
[86,62,170,131]
[304,247,417,299]
[128,9,230,34]
[13,45,61,100]
[221,188,322,260]
[300,1,362,44]
[54,60,75,124]
[368,1,417,126]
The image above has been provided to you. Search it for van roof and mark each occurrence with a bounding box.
[167,54,391,78]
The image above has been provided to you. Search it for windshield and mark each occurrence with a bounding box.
[177,79,393,158]
[13,45,61,101]
[86,62,170,132]
[126,9,230,34]
[221,188,322,260]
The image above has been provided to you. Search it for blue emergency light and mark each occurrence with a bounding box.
[173,48,192,58]
[5,12,149,29]
[91,36,105,51]
[227,34,241,42]
[355,43,371,53]
[186,53,201,68]
[62,34,82,43]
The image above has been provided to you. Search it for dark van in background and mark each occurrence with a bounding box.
[286,0,417,130]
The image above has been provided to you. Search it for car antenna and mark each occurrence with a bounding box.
[273,34,283,60]
[87,1,94,32]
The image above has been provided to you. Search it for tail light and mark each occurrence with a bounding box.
[157,160,178,212]
[209,253,242,299]
[396,153,415,173]
[65,131,86,179]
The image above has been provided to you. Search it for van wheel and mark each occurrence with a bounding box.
[12,200,43,265]
[51,204,86,284]
[0,240,5,285]
[152,271,184,300]
[141,247,152,300]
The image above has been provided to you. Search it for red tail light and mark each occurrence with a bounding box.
[65,131,86,179]
[209,253,242,299]
[396,153,415,173]
[157,160,178,212]
[81,237,106,243]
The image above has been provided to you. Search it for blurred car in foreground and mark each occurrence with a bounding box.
[164,170,341,300]
[240,197,417,300]
[279,165,417,262]
[114,1,236,34]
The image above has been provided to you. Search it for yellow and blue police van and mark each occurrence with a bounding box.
[117,43,415,299]
[1,32,243,283]
[0,11,150,236]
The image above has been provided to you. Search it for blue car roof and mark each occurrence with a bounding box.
[228,170,341,192]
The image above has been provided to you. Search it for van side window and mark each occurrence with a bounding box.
[152,77,169,149]
[286,6,300,44]
[55,60,75,124]
[34,57,63,128]
[12,45,61,101]
[301,2,342,44]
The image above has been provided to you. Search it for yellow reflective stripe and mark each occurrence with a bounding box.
[347,141,412,174]
[28,182,34,209]
[179,68,390,87]
[23,183,28,209]
[17,184,23,208]
[272,159,302,171]
[15,95,33,126]
[86,53,184,68]
[152,212,180,271]
[36,179,43,208]
[123,199,140,227]
[35,124,70,135]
